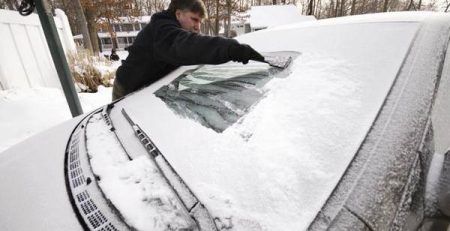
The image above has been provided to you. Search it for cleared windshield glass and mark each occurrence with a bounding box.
[155,52,299,132]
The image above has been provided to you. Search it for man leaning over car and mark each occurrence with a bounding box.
[112,0,264,100]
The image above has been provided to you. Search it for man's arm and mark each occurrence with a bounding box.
[152,18,243,65]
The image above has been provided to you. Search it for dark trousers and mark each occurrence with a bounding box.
[112,80,126,101]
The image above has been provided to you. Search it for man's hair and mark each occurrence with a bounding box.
[168,0,207,18]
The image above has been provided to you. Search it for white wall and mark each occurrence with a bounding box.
[0,9,76,90]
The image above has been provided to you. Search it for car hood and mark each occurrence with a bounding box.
[0,116,84,231]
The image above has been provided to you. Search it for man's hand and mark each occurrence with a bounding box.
[229,44,265,64]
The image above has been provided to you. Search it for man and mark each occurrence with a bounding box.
[112,0,265,100]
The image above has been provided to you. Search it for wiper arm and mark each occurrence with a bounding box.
[101,104,132,160]
[121,108,218,231]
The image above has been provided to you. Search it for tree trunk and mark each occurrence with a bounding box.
[406,0,415,10]
[107,18,118,50]
[361,0,366,13]
[417,0,422,10]
[215,0,219,35]
[73,0,93,53]
[315,0,321,16]
[227,0,232,37]
[85,8,100,55]
[445,2,450,12]
[350,0,356,15]
[273,0,277,4]
[335,0,339,16]
[6,0,15,10]
[329,0,334,17]
[340,0,345,16]
[382,0,389,11]
[307,0,314,15]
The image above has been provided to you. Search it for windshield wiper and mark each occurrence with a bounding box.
[121,108,218,231]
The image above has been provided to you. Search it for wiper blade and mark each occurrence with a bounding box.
[121,108,218,231]
[101,104,132,160]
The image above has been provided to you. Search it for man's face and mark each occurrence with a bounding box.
[175,10,202,33]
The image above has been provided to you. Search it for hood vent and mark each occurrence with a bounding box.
[65,110,131,231]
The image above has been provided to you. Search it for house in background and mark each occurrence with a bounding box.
[249,5,316,31]
[227,11,250,36]
[222,5,315,37]
[74,16,150,52]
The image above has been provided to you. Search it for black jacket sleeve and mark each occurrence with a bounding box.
[152,17,238,66]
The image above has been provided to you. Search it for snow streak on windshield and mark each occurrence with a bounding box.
[154,52,299,132]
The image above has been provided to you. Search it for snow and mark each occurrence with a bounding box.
[1,12,446,231]
[271,11,445,31]
[0,44,116,149]
[94,19,421,230]
[249,5,315,29]
[86,113,194,230]
[115,57,361,230]
[0,86,112,153]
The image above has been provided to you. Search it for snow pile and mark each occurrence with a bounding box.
[0,86,112,153]
[0,50,126,153]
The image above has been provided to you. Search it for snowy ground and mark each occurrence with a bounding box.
[0,51,128,154]
[0,86,112,153]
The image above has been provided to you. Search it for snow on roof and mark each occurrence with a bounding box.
[249,4,314,29]
[98,15,151,24]
[270,11,446,31]
[231,11,250,24]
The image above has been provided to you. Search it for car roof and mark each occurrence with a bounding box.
[270,11,450,31]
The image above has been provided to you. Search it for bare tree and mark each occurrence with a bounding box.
[226,0,232,37]
[0,0,16,10]
[215,0,220,35]
[85,7,100,54]
[307,0,315,14]
[382,0,389,11]
[73,0,93,53]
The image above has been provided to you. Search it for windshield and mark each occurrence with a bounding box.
[155,52,299,132]
[93,21,420,231]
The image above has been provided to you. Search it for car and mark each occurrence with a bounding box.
[1,11,450,231]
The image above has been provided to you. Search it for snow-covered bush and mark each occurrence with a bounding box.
[68,49,116,92]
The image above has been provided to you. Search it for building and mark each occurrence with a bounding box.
[74,16,150,52]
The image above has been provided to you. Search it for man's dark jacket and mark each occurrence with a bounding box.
[115,10,239,96]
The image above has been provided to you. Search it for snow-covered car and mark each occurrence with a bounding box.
[1,12,450,231]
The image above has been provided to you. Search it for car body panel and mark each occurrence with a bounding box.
[0,117,85,231]
[310,15,450,230]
